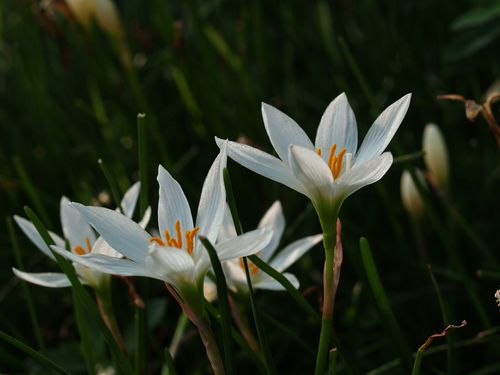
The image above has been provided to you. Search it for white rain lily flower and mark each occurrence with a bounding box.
[50,144,273,310]
[218,201,322,293]
[13,182,150,289]
[216,93,411,223]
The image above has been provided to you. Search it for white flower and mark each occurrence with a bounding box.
[400,169,425,220]
[12,182,150,289]
[216,93,411,222]
[495,289,500,307]
[50,144,272,306]
[423,123,449,190]
[65,0,124,38]
[218,201,322,293]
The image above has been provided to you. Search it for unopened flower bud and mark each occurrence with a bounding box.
[203,279,218,303]
[400,169,425,220]
[65,0,96,26]
[423,123,449,190]
[94,0,124,39]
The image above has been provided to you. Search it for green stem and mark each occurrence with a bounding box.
[314,228,337,375]
[169,312,189,358]
[95,280,126,353]
[196,317,226,375]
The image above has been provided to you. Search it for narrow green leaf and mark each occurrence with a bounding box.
[72,289,97,375]
[98,158,124,213]
[0,330,70,375]
[359,237,412,371]
[23,206,134,375]
[6,216,44,350]
[161,348,177,375]
[199,235,234,375]
[137,113,148,217]
[328,348,338,375]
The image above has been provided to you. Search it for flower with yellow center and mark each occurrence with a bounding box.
[50,143,273,308]
[218,201,322,293]
[216,92,411,221]
[12,182,150,289]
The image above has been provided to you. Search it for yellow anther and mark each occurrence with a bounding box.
[325,144,346,180]
[152,221,199,255]
[316,148,322,157]
[186,227,200,255]
[74,245,86,255]
[149,237,165,246]
[74,237,93,255]
[85,237,92,252]
[239,257,259,275]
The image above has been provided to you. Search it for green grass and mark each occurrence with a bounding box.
[1,0,499,373]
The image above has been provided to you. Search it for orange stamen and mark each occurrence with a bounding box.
[74,245,86,255]
[333,148,346,179]
[85,237,92,253]
[324,144,346,180]
[239,257,259,275]
[149,237,165,246]
[175,220,182,249]
[186,227,200,255]
[327,144,337,170]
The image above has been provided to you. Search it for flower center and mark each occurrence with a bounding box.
[149,220,200,255]
[239,256,259,275]
[316,144,346,179]
[74,237,92,255]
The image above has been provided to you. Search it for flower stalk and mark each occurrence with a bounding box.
[314,217,341,375]
[95,279,126,353]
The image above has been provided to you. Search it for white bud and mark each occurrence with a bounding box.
[65,0,96,26]
[400,169,425,220]
[94,0,124,39]
[203,279,218,303]
[423,123,449,190]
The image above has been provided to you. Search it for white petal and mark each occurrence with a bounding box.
[288,145,334,204]
[51,245,153,278]
[157,165,194,242]
[145,245,195,283]
[60,196,96,249]
[91,237,122,258]
[337,152,393,198]
[355,94,411,165]
[71,203,150,264]
[217,205,238,242]
[12,268,72,288]
[215,137,307,195]
[215,227,273,262]
[138,206,152,229]
[254,272,299,291]
[195,142,227,251]
[270,234,322,272]
[261,102,315,164]
[257,201,285,262]
[120,181,140,218]
[13,216,64,260]
[315,93,358,155]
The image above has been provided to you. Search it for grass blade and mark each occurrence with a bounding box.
[359,237,412,371]
[161,347,177,375]
[137,113,148,217]
[98,158,124,213]
[0,330,70,375]
[199,235,234,375]
[6,216,44,350]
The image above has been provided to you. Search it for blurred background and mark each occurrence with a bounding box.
[0,0,499,373]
